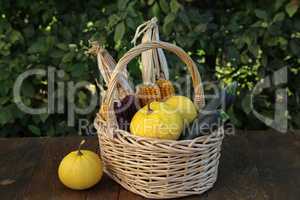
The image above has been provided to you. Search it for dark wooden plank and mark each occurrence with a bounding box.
[206,133,266,200]
[0,138,45,200]
[21,136,119,200]
[21,137,86,200]
[118,188,208,200]
[118,186,210,200]
[0,131,299,200]
[118,188,146,200]
[246,131,300,200]
[86,174,120,200]
[81,137,120,200]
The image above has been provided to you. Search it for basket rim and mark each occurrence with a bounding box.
[94,116,224,146]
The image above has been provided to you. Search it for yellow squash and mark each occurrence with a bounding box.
[130,102,183,140]
[165,96,197,124]
[58,140,103,190]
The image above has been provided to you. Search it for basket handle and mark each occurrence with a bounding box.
[104,41,205,126]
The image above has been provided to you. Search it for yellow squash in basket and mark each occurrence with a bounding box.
[165,96,197,124]
[130,102,184,140]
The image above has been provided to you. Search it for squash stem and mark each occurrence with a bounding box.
[147,103,153,114]
[77,139,86,156]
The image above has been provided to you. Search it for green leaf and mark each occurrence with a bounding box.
[294,19,300,30]
[78,91,87,107]
[60,27,72,41]
[277,36,288,46]
[28,40,47,53]
[50,49,64,58]
[28,125,41,136]
[62,52,74,63]
[150,2,161,17]
[56,43,68,51]
[126,2,138,17]
[10,30,23,44]
[290,41,300,56]
[248,45,260,57]
[242,34,252,46]
[0,81,10,96]
[159,0,169,13]
[179,11,191,29]
[147,0,155,6]
[251,21,263,28]
[194,24,207,33]
[46,36,55,47]
[0,97,10,105]
[198,12,214,24]
[240,52,250,64]
[227,106,242,127]
[242,94,252,114]
[273,12,285,22]
[126,17,137,30]
[163,13,176,35]
[39,113,49,123]
[285,1,299,17]
[71,63,88,78]
[114,22,126,43]
[0,107,13,125]
[108,14,122,29]
[10,105,24,119]
[47,125,55,137]
[32,115,41,124]
[254,9,268,20]
[275,0,287,11]
[227,46,239,61]
[170,0,182,13]
[22,81,35,97]
[118,0,130,11]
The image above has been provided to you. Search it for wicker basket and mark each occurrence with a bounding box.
[95,41,224,199]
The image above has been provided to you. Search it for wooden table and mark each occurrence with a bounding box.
[0,130,299,200]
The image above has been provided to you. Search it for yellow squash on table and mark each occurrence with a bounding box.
[130,102,183,140]
[58,140,103,190]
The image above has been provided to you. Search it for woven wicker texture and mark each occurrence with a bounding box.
[96,41,223,199]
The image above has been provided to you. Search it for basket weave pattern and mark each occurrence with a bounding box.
[95,41,224,199]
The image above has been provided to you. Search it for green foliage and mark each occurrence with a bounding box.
[0,0,299,137]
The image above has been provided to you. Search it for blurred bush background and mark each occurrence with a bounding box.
[0,0,299,137]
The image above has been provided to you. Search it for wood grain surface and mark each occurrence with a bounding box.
[0,130,299,200]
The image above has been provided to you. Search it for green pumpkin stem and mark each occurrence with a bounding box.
[77,139,86,156]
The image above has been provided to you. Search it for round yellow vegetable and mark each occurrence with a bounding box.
[58,140,103,190]
[165,95,197,124]
[130,102,184,140]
